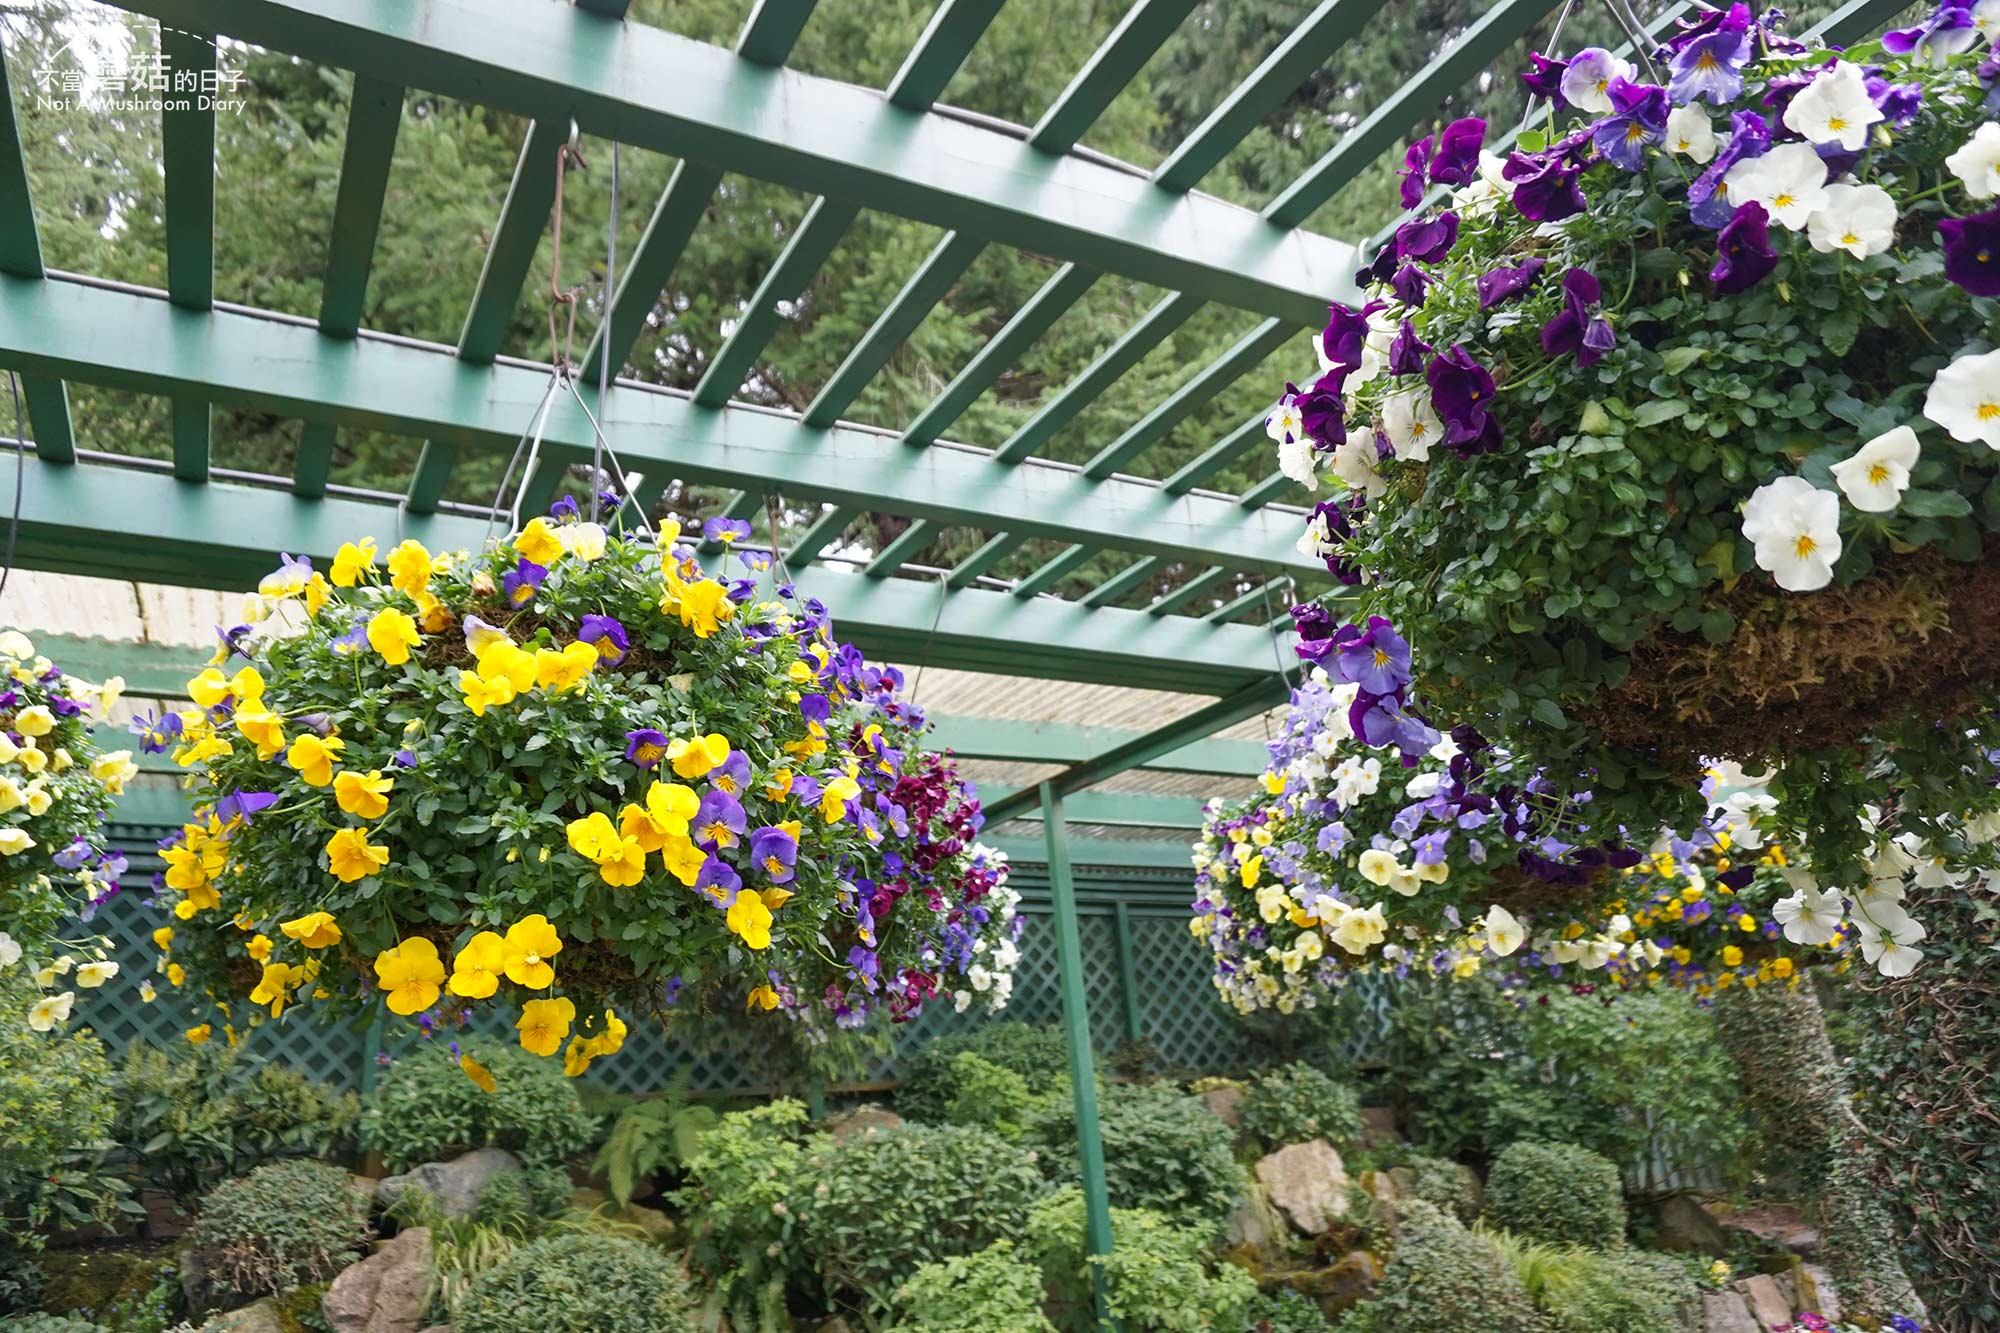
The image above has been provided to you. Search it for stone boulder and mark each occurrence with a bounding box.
[324,1225,433,1333]
[1797,1264,1842,1323]
[824,1107,904,1144]
[376,1148,522,1218]
[200,1299,285,1333]
[1200,1084,1247,1129]
[1703,1291,1761,1333]
[1736,1273,1794,1332]
[1357,1106,1400,1149]
[1290,1250,1382,1315]
[1254,1139,1350,1235]
[1654,1194,1731,1256]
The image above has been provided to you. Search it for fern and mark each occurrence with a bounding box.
[593,1076,721,1208]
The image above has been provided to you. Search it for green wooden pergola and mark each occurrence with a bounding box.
[0,0,1907,1297]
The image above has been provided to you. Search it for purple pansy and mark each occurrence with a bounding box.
[501,559,547,608]
[1521,51,1569,110]
[1394,211,1460,265]
[1503,138,1590,223]
[52,839,93,871]
[693,789,747,851]
[1866,72,1924,128]
[1337,616,1413,695]
[1940,208,2000,298]
[1391,263,1431,307]
[578,613,629,666]
[1668,3,1753,104]
[703,517,753,544]
[1387,319,1432,376]
[548,495,581,521]
[1711,202,1781,295]
[624,728,670,768]
[708,749,753,797]
[1541,269,1615,367]
[695,857,742,907]
[1476,258,1546,309]
[1322,300,1385,368]
[215,790,280,825]
[1295,369,1349,449]
[1425,345,1504,456]
[748,825,799,884]
[1882,4,1980,63]
[1689,110,1770,228]
[1429,117,1488,188]
[1592,78,1669,171]
[1399,134,1435,209]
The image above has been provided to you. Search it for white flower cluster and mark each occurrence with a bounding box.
[951,843,1020,1014]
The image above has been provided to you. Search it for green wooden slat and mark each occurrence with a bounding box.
[789,504,858,563]
[1204,578,1276,624]
[1240,470,1296,509]
[692,197,862,408]
[1808,0,1907,41]
[1030,0,1200,151]
[404,441,459,515]
[1148,564,1228,616]
[945,530,1021,589]
[887,0,1006,109]
[573,0,630,15]
[985,833,1199,870]
[863,517,937,575]
[1012,543,1090,599]
[803,230,986,428]
[170,397,210,484]
[1264,0,1560,228]
[1152,0,1390,191]
[929,711,1267,774]
[4,455,1293,694]
[113,0,1355,323]
[735,0,819,64]
[1083,316,1294,480]
[0,276,1323,576]
[901,263,1100,448]
[0,52,77,463]
[993,290,1203,466]
[20,380,75,463]
[461,119,568,365]
[161,27,216,484]
[1162,413,1263,496]
[1079,554,1162,609]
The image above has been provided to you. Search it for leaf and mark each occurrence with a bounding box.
[1700,607,1736,644]
[1820,309,1861,357]
[1632,399,1689,428]
[1530,697,1568,729]
[1660,346,1705,376]
[1899,489,1972,519]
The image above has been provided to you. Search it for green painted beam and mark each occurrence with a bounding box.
[863,518,936,576]
[0,47,76,464]
[735,0,819,64]
[1082,316,1294,480]
[111,0,1356,325]
[1,457,1294,695]
[35,635,207,696]
[985,678,1289,823]
[886,0,1006,109]
[1240,471,1297,509]
[1030,0,1200,151]
[1041,783,1115,1322]
[925,712,1267,775]
[986,832,1196,870]
[1264,0,1560,228]
[1152,0,1390,191]
[298,77,405,499]
[0,277,1323,577]
[993,290,1202,465]
[1148,564,1229,616]
[803,230,986,429]
[1204,578,1284,624]
[990,790,1208,829]
[788,504,858,563]
[1011,543,1091,599]
[945,531,1020,590]
[1809,0,1907,42]
[459,119,568,365]
[161,27,216,485]
[691,197,862,407]
[1162,413,1264,495]
[1078,554,1163,609]
[573,0,629,15]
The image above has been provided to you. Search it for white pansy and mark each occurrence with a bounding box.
[1923,348,2000,449]
[1484,905,1525,956]
[1332,755,1382,805]
[1782,62,1884,151]
[1665,104,1718,163]
[1828,425,1919,512]
[1806,182,1898,258]
[0,932,16,967]
[1403,772,1441,800]
[1854,908,1926,977]
[1741,476,1842,592]
[1277,433,1320,492]
[1717,789,1777,849]
[557,522,607,561]
[1380,389,1442,462]
[1773,885,1844,945]
[1330,902,1387,954]
[1296,508,1338,562]
[1577,937,1624,970]
[953,990,972,1013]
[1559,49,1633,115]
[1331,436,1386,500]
[1267,397,1305,445]
[75,960,118,988]
[28,990,74,1032]
[1723,143,1830,230]
[1945,121,2000,200]
[1357,848,1399,886]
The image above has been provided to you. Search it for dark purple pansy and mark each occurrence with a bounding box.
[1592,77,1669,171]
[1425,345,1504,457]
[1939,208,2000,298]
[1982,52,2000,113]
[1391,263,1432,307]
[1504,145,1588,223]
[1476,258,1547,309]
[1540,269,1603,359]
[578,613,630,666]
[1882,5,1980,62]
[1321,300,1385,369]
[1295,368,1349,449]
[1356,248,1399,287]
[1689,110,1770,229]
[1710,202,1780,295]
[1387,319,1432,376]
[1521,51,1570,111]
[548,495,581,521]
[1400,134,1435,209]
[501,558,547,608]
[1394,211,1460,264]
[1429,117,1487,188]
[1668,2,1752,104]
[1865,72,1923,128]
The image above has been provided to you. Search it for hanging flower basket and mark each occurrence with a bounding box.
[151,503,1018,1072]
[1268,5,2000,887]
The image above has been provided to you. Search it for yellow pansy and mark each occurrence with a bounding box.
[386,539,435,596]
[1240,855,1263,889]
[514,518,565,566]
[325,827,390,883]
[246,934,273,963]
[461,1053,497,1093]
[249,962,300,1017]
[448,931,508,999]
[534,641,597,692]
[672,576,733,638]
[725,893,773,950]
[152,926,174,951]
[660,835,706,887]
[620,781,699,852]
[1722,945,1744,966]
[373,937,445,1015]
[746,985,780,1011]
[333,769,394,820]
[565,812,622,862]
[458,670,514,717]
[330,538,378,587]
[595,836,647,887]
[367,608,421,666]
[516,996,576,1057]
[186,1024,212,1044]
[475,641,537,693]
[286,733,345,786]
[167,962,186,986]
[280,912,342,949]
[234,709,287,760]
[303,573,332,617]
[818,775,862,822]
[502,914,564,989]
[667,732,731,779]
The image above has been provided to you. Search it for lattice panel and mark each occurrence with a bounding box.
[1125,914,1249,1072]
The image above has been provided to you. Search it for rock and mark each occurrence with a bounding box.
[324,1225,432,1333]
[1655,1194,1731,1256]
[1797,1264,1842,1323]
[1290,1250,1382,1315]
[823,1107,903,1144]
[1449,1162,1484,1220]
[1358,1106,1400,1149]
[1736,1274,1794,1332]
[1255,1139,1350,1235]
[417,1327,453,1333]
[141,1187,191,1241]
[201,1298,285,1333]
[1200,1085,1247,1129]
[1703,1291,1761,1333]
[818,1320,856,1333]
[376,1149,522,1218]
[618,1201,675,1244]
[1384,1166,1415,1198]
[1225,1181,1284,1252]
[37,1248,168,1315]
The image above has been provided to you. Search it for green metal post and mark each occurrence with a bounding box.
[360,1011,387,1094]
[1042,781,1114,1322]
[1112,902,1142,1046]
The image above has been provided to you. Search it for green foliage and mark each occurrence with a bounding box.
[1484,1228,1701,1333]
[454,1235,696,1333]
[112,1041,358,1202]
[941,1052,1038,1139]
[887,1241,1057,1333]
[1247,1286,1337,1333]
[187,1160,370,1301]
[1239,1062,1364,1151]
[1024,1188,1259,1333]
[673,1099,811,1329]
[0,1317,107,1333]
[590,1079,720,1208]
[895,1023,1071,1124]
[1484,1141,1626,1250]
[360,1039,598,1173]
[0,972,130,1244]
[1349,1199,1542,1333]
[1404,1153,1480,1226]
[790,1122,1049,1313]
[1028,1083,1244,1231]
[31,1249,179,1331]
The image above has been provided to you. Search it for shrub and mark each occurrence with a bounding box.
[1248,1287,1337,1332]
[0,1317,106,1333]
[941,1052,1037,1139]
[359,1038,598,1173]
[113,1041,358,1201]
[1024,1187,1259,1333]
[888,1241,1056,1333]
[791,1122,1048,1312]
[187,1160,370,1302]
[896,1023,1070,1122]
[1404,1153,1479,1225]
[1240,1062,1364,1150]
[0,973,127,1242]
[1358,1199,1541,1333]
[1484,1141,1626,1249]
[673,1100,812,1326]
[392,1172,639,1321]
[591,1079,719,1207]
[1486,1229,1701,1333]
[1028,1083,1243,1231]
[454,1235,695,1333]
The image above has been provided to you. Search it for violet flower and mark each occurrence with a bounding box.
[1295,369,1349,449]
[501,558,547,608]
[1399,134,1435,208]
[1688,111,1770,229]
[1668,3,1752,105]
[1710,202,1780,294]
[1476,258,1546,309]
[1387,319,1432,376]
[1504,144,1589,223]
[578,613,629,666]
[1866,72,1923,128]
[1940,208,2000,298]
[1541,270,1603,358]
[1337,616,1413,695]
[1394,211,1460,265]
[1321,300,1385,368]
[1391,263,1431,307]
[1593,78,1669,171]
[1883,4,1980,64]
[1425,344,1504,456]
[1429,117,1487,188]
[1520,51,1570,111]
